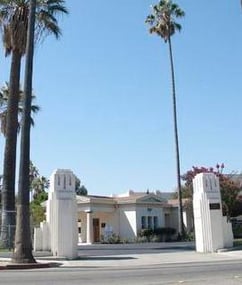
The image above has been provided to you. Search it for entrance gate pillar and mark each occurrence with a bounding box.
[47,169,78,258]
[193,173,233,253]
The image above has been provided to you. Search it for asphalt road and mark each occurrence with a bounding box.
[1,260,242,285]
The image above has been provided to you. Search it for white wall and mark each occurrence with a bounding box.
[119,206,137,240]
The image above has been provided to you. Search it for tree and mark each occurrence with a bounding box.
[12,0,68,263]
[0,0,68,250]
[75,176,88,196]
[0,0,29,247]
[30,192,48,226]
[29,162,49,227]
[0,83,40,136]
[12,0,37,263]
[31,176,49,199]
[145,0,185,237]
[30,169,48,227]
[29,161,39,185]
[181,164,242,218]
[29,161,49,199]
[0,82,39,247]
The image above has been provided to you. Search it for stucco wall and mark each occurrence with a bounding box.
[119,205,137,240]
[77,211,119,243]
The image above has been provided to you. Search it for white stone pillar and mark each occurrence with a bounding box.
[47,169,78,259]
[193,173,233,253]
[41,221,50,251]
[86,211,93,244]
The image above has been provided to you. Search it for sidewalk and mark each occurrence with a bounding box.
[44,249,242,268]
[0,243,242,270]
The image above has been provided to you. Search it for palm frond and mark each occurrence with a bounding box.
[30,104,40,113]
[174,22,182,32]
[145,0,184,42]
[0,0,68,55]
[0,83,40,136]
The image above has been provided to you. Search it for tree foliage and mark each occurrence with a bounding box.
[0,82,40,136]
[181,164,242,217]
[75,176,88,196]
[0,0,68,251]
[29,161,49,199]
[145,0,185,42]
[29,161,48,226]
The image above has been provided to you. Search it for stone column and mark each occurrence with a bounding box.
[47,169,78,258]
[193,172,233,253]
[86,211,93,244]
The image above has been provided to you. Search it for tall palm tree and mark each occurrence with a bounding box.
[12,0,36,263]
[0,85,39,250]
[0,0,27,248]
[0,82,39,248]
[0,0,68,248]
[0,83,40,136]
[146,0,185,238]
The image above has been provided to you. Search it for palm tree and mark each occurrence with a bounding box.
[145,0,185,238]
[0,82,39,248]
[29,161,49,199]
[0,83,40,136]
[12,0,37,263]
[0,0,68,248]
[0,0,27,248]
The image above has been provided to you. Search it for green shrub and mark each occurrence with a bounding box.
[232,224,242,238]
[153,227,176,236]
[101,233,121,244]
[136,236,149,243]
[138,228,154,237]
[138,228,154,241]
[137,227,177,242]
[183,231,195,241]
[152,227,176,242]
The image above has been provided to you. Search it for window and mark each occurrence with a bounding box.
[148,216,152,229]
[141,216,146,229]
[142,216,159,230]
[153,216,158,229]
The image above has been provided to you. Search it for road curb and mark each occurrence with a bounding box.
[0,262,61,270]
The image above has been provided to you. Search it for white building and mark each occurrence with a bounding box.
[76,190,181,243]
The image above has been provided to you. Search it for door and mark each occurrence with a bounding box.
[93,218,100,242]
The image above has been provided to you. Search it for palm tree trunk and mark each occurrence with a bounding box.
[1,50,22,248]
[12,0,36,263]
[167,35,185,238]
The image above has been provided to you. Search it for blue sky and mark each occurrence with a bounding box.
[0,0,242,195]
